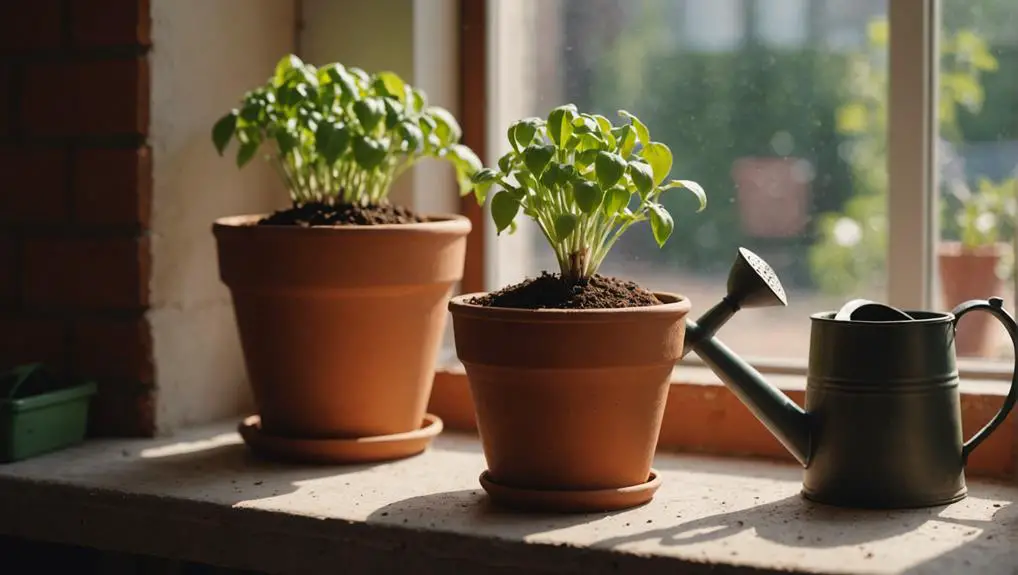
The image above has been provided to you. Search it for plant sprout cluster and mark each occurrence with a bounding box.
[468,104,706,284]
[212,54,481,206]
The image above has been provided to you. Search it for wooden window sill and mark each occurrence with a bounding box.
[429,364,1017,481]
[1,420,1016,574]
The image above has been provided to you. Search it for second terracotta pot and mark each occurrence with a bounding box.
[214,213,470,445]
[938,241,1006,358]
[449,293,690,498]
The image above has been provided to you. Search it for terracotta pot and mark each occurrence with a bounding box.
[213,214,470,442]
[938,241,1006,358]
[448,292,690,509]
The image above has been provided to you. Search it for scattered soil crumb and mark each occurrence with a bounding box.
[470,272,662,310]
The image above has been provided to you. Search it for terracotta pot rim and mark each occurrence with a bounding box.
[449,291,690,323]
[937,240,1008,257]
[212,212,472,234]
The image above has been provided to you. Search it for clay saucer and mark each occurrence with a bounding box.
[238,414,443,464]
[478,469,662,513]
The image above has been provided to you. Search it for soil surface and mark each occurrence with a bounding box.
[471,272,663,309]
[258,202,426,226]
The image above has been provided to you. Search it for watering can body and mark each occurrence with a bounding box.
[804,309,974,508]
[683,248,1018,509]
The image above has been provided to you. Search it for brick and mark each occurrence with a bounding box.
[88,386,155,436]
[72,315,152,383]
[0,236,20,306]
[0,147,70,224]
[22,58,149,137]
[0,1,63,55]
[73,147,151,227]
[23,236,149,310]
[71,0,151,48]
[0,316,68,372]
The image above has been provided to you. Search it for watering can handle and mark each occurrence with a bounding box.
[955,297,1018,462]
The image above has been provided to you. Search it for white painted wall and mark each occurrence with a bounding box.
[149,0,297,433]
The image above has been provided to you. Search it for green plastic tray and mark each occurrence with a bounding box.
[0,363,97,463]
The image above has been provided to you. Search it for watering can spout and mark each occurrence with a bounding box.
[681,248,811,466]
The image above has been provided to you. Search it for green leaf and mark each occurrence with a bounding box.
[603,185,631,216]
[512,118,540,149]
[616,124,637,158]
[523,144,555,177]
[540,163,567,189]
[419,114,437,135]
[274,127,298,155]
[398,121,423,151]
[373,71,406,101]
[274,54,304,86]
[660,179,708,212]
[497,151,516,173]
[618,109,650,145]
[491,191,521,234]
[595,151,626,188]
[354,98,386,131]
[572,115,599,135]
[572,180,603,213]
[236,140,260,168]
[320,122,350,165]
[593,114,613,133]
[553,213,578,241]
[471,168,500,184]
[428,106,462,146]
[411,88,427,113]
[448,143,483,175]
[383,98,404,129]
[648,203,674,247]
[547,104,577,147]
[629,161,654,196]
[353,136,388,170]
[211,111,237,155]
[576,149,599,170]
[326,64,361,102]
[641,142,673,185]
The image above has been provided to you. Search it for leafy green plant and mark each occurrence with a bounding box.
[211,54,481,206]
[466,104,706,284]
[948,176,1016,248]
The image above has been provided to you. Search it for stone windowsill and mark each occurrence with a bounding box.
[0,421,1016,575]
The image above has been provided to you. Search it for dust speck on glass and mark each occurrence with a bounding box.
[482,0,1018,362]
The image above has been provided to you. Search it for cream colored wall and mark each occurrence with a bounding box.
[149,0,297,433]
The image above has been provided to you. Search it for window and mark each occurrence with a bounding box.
[477,0,1018,367]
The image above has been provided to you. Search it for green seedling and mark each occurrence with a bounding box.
[466,104,706,284]
[212,54,481,205]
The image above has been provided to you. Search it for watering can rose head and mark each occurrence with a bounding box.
[211,54,482,207]
[464,104,707,285]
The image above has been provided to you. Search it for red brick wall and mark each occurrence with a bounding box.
[0,0,154,436]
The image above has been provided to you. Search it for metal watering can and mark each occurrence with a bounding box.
[683,247,1018,509]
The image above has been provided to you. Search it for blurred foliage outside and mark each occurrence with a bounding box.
[561,0,1018,292]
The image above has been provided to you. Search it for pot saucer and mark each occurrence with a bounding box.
[238,413,443,464]
[478,468,661,513]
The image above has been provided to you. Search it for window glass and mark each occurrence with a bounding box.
[936,0,1018,361]
[490,0,890,361]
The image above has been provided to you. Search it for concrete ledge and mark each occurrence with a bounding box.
[0,422,1017,574]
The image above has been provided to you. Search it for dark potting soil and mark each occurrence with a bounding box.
[258,202,426,226]
[470,272,663,310]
